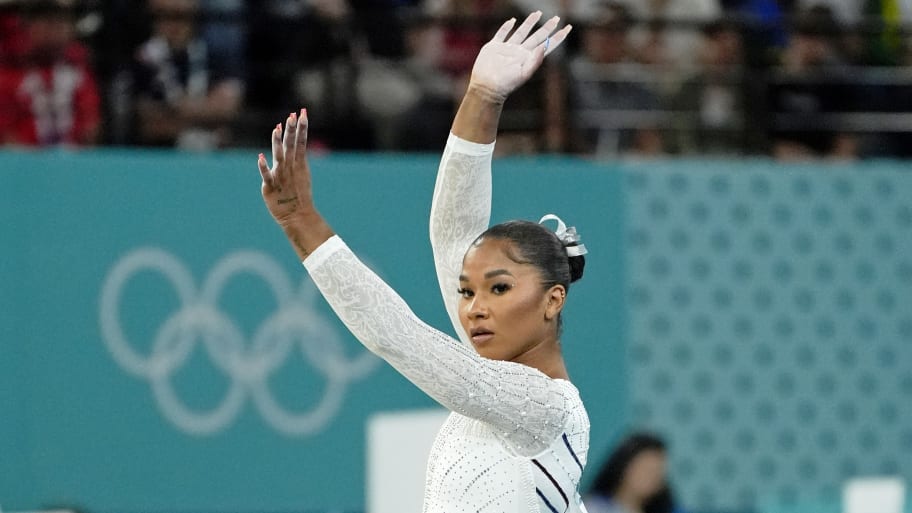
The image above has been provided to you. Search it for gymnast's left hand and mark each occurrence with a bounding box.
[257,109,316,229]
[257,109,335,260]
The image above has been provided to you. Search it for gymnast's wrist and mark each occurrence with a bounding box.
[278,207,321,231]
[279,210,335,260]
[465,82,508,106]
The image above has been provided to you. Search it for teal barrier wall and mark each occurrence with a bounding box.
[1,151,911,513]
[0,150,626,513]
[623,162,912,513]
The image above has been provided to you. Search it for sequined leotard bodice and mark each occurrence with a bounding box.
[303,134,590,512]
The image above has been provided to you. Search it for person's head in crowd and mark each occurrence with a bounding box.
[310,0,350,21]
[21,0,77,65]
[582,1,633,64]
[699,19,743,69]
[588,432,675,513]
[636,19,668,66]
[149,0,199,50]
[403,13,443,66]
[785,5,841,69]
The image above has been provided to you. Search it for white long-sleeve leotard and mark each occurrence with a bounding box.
[303,133,590,513]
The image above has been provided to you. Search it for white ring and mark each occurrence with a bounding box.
[99,247,379,436]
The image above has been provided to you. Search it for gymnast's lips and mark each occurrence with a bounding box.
[470,327,494,344]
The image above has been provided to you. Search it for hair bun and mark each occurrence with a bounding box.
[539,214,588,257]
[567,251,586,283]
[538,214,587,284]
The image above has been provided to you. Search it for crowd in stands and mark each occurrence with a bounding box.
[2,0,912,158]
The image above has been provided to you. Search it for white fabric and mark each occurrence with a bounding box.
[303,133,590,512]
[429,133,495,347]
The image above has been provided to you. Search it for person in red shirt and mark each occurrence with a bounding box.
[0,1,100,147]
[0,8,27,65]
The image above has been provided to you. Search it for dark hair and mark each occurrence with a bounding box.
[702,18,738,38]
[589,432,675,513]
[794,5,840,37]
[475,219,586,290]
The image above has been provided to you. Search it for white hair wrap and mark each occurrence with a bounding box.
[539,214,588,257]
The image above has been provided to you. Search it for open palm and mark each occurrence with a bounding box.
[469,12,572,101]
[257,109,314,228]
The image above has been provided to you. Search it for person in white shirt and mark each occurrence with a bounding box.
[256,11,592,513]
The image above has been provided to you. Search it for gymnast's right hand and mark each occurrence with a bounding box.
[468,11,572,102]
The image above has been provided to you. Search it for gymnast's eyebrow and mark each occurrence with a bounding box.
[459,269,514,282]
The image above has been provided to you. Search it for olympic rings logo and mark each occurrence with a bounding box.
[99,248,377,436]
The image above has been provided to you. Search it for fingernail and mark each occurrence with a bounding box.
[301,108,307,117]
[258,153,265,160]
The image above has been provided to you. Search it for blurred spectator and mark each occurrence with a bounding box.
[621,0,722,70]
[131,0,243,149]
[0,5,26,64]
[568,2,666,157]
[427,0,519,78]
[0,0,101,146]
[585,432,681,513]
[351,4,446,151]
[796,0,860,25]
[767,5,859,160]
[796,0,912,64]
[350,0,421,59]
[723,0,787,66]
[507,0,590,19]
[860,0,906,65]
[249,0,377,150]
[101,0,153,144]
[389,13,459,150]
[200,0,246,78]
[671,19,756,154]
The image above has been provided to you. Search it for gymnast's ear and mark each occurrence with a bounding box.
[544,284,566,321]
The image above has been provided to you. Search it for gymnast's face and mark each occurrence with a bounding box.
[457,238,563,361]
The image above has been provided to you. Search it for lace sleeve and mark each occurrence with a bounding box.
[304,236,569,456]
[429,133,494,345]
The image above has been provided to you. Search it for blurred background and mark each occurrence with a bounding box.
[0,0,910,513]
[8,0,912,157]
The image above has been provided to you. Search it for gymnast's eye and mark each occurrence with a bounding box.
[491,283,511,295]
[457,287,474,299]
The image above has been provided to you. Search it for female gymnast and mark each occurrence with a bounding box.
[257,12,589,512]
